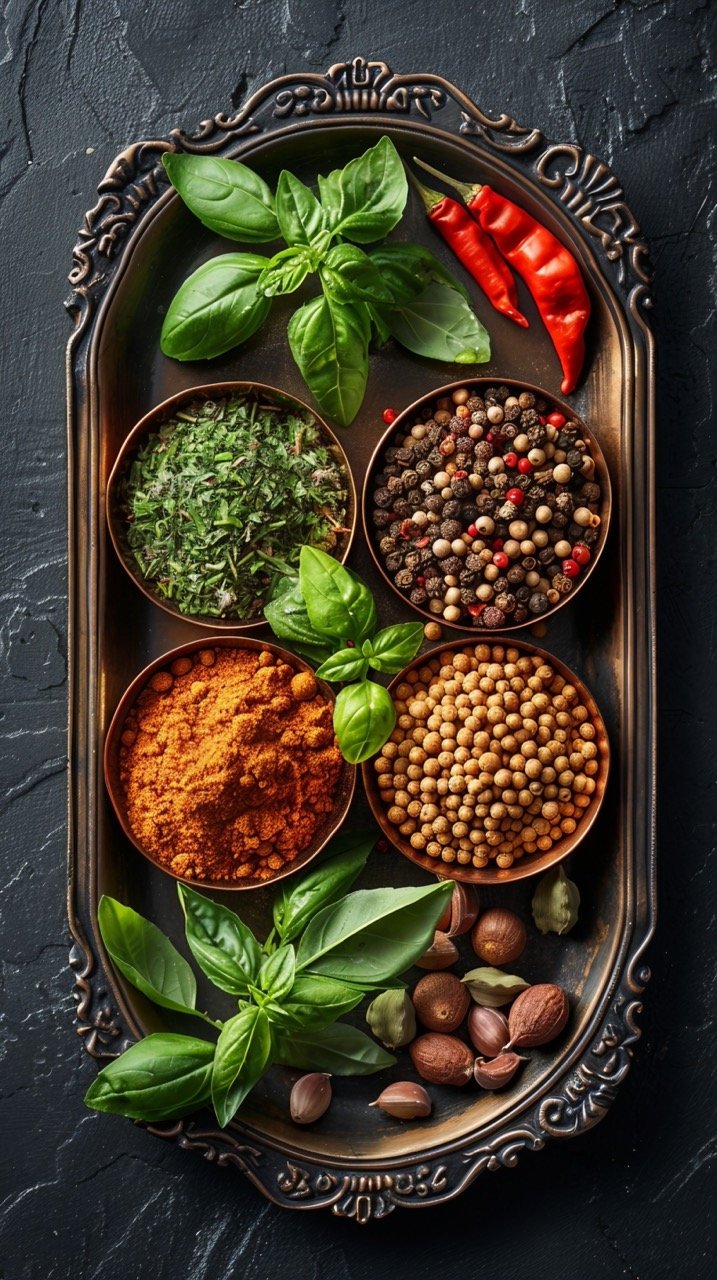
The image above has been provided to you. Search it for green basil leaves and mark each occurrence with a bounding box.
[85,840,451,1130]
[161,138,490,425]
[265,547,422,764]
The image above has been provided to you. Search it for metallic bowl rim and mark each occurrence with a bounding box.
[106,379,357,632]
[104,634,356,891]
[361,375,612,634]
[361,636,611,884]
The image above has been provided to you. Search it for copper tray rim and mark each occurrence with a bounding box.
[105,378,357,632]
[65,57,657,1222]
[103,633,356,891]
[361,374,612,634]
[361,636,611,885]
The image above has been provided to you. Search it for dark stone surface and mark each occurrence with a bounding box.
[0,0,714,1274]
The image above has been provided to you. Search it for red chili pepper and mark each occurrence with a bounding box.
[414,159,591,395]
[409,175,528,328]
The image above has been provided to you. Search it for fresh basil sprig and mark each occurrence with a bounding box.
[85,838,452,1129]
[161,137,490,426]
[265,546,423,764]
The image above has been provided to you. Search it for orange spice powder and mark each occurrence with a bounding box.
[118,647,343,883]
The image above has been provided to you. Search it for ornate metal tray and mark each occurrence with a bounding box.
[66,58,656,1222]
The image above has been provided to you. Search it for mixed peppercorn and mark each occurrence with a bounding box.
[369,383,604,630]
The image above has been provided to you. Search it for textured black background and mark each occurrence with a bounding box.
[1,1,715,1276]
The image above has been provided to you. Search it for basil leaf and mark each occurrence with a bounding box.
[266,975,364,1031]
[333,680,396,764]
[272,830,374,943]
[163,153,280,243]
[366,303,391,348]
[297,880,454,984]
[376,281,491,364]
[299,546,377,643]
[275,170,328,248]
[257,945,296,1001]
[317,136,408,245]
[287,293,369,427]
[263,577,334,664]
[258,247,315,297]
[366,622,424,675]
[320,244,394,305]
[177,883,261,996]
[369,244,470,304]
[160,253,271,361]
[98,897,198,1017]
[314,647,369,683]
[211,1007,272,1127]
[273,1023,395,1075]
[84,1033,215,1122]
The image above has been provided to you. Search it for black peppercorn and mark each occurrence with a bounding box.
[443,556,464,576]
[460,587,477,606]
[474,442,493,463]
[507,565,526,585]
[427,448,444,467]
[410,587,428,606]
[385,552,403,573]
[413,438,432,459]
[392,499,411,518]
[394,569,415,590]
[402,469,419,490]
[495,592,516,613]
[581,482,601,504]
[513,605,529,624]
[466,395,484,412]
[515,585,531,604]
[425,576,444,598]
[555,492,574,514]
[442,499,462,519]
[552,512,569,529]
[374,487,392,508]
[522,556,537,571]
[503,404,520,422]
[552,573,573,595]
[566,449,584,469]
[451,478,472,499]
[372,510,391,529]
[395,447,415,466]
[379,536,398,555]
[407,488,423,507]
[404,550,422,570]
[465,554,484,574]
[538,547,557,565]
[425,495,444,513]
[528,591,549,615]
[482,606,506,627]
[459,568,477,587]
[440,519,463,541]
[583,527,599,546]
[415,460,432,478]
[527,424,547,447]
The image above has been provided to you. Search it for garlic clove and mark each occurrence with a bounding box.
[415,930,459,970]
[289,1072,332,1125]
[467,1005,510,1057]
[370,1082,432,1119]
[473,1052,526,1090]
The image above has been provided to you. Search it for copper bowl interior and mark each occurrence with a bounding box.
[362,637,610,885]
[361,376,612,635]
[106,380,357,632]
[104,635,356,891]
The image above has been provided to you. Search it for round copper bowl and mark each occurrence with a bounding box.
[107,381,356,631]
[361,637,610,885]
[104,636,356,890]
[362,377,611,634]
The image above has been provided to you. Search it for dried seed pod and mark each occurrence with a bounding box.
[471,908,527,966]
[413,972,471,1033]
[436,881,480,937]
[506,984,570,1049]
[462,966,530,1008]
[473,1052,526,1090]
[366,989,417,1050]
[409,1033,474,1086]
[467,1005,510,1057]
[531,865,580,935]
[370,1082,432,1120]
[415,930,459,970]
[289,1073,332,1125]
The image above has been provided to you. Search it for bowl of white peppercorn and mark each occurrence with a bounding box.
[362,638,610,884]
[362,378,611,633]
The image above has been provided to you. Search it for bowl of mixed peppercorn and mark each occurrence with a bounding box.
[364,380,611,632]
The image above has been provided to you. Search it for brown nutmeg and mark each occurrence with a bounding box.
[415,930,459,970]
[413,972,471,1033]
[471,908,527,966]
[409,1033,474,1086]
[506,983,569,1049]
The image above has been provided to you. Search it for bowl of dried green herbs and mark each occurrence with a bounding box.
[107,382,355,627]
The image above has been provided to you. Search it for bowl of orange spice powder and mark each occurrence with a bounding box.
[104,637,355,889]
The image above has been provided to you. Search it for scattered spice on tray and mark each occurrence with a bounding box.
[118,646,343,882]
[372,643,604,870]
[369,383,604,629]
[119,392,349,621]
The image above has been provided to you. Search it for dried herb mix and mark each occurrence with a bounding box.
[119,392,349,621]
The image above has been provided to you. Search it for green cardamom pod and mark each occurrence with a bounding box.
[461,967,530,1008]
[531,865,580,936]
[366,989,416,1050]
